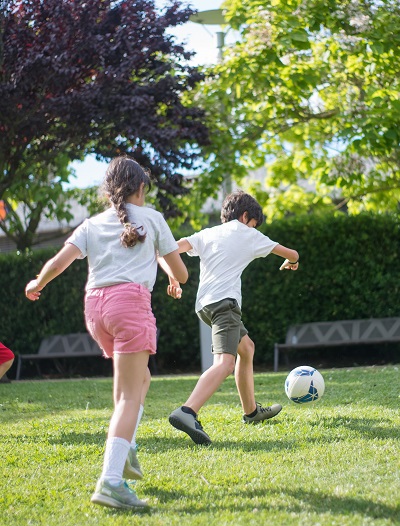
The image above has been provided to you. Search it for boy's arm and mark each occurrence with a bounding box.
[272,244,299,270]
[177,238,193,253]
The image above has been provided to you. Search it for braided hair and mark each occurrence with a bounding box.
[103,156,152,248]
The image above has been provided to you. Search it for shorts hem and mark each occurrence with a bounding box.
[113,349,157,355]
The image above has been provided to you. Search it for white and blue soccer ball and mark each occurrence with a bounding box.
[285,366,325,404]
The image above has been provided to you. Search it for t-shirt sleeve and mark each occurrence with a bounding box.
[253,229,279,258]
[183,232,201,257]
[65,220,88,259]
[156,214,179,256]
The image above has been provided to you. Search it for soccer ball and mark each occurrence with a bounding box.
[285,366,325,404]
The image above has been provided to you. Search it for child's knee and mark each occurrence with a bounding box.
[239,336,255,359]
[217,354,236,376]
[247,339,255,357]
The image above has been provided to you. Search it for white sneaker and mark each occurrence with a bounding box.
[123,446,143,480]
[91,478,148,509]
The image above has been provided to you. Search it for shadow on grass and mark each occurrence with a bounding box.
[139,435,300,453]
[143,485,400,522]
[98,504,152,517]
[310,415,400,441]
[41,411,399,452]
[47,431,106,446]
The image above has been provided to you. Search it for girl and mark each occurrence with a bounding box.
[25,156,188,510]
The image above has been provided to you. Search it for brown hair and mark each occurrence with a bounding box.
[103,156,152,247]
[220,190,264,227]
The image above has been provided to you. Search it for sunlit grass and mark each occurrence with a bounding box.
[1,366,399,525]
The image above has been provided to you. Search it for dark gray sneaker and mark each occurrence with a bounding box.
[123,446,143,480]
[242,402,282,424]
[91,479,148,510]
[169,407,212,445]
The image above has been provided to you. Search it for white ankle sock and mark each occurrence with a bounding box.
[131,404,144,449]
[101,436,130,486]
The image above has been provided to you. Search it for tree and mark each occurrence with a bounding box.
[0,153,103,251]
[186,0,400,221]
[0,0,209,249]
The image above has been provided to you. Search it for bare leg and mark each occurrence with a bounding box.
[130,366,151,447]
[185,353,236,414]
[141,366,151,406]
[0,359,14,380]
[109,351,150,441]
[93,352,150,506]
[235,335,257,415]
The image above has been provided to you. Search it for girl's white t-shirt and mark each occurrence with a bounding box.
[66,204,178,291]
[185,220,278,312]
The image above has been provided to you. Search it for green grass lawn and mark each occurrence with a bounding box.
[1,366,399,526]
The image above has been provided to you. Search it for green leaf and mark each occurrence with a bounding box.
[290,30,309,43]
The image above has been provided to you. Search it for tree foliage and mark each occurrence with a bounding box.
[0,0,209,249]
[186,0,400,221]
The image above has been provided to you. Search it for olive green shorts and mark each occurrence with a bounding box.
[197,298,248,356]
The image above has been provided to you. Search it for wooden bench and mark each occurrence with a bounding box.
[16,331,159,380]
[273,317,400,372]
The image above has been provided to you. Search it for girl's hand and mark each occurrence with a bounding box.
[167,277,182,299]
[167,284,183,299]
[25,279,43,301]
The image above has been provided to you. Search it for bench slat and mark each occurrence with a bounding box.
[16,330,160,379]
[274,317,400,371]
[16,333,102,380]
[17,351,102,360]
[37,334,102,356]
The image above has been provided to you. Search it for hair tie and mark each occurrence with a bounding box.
[123,222,131,228]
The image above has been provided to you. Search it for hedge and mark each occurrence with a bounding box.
[241,212,400,367]
[1,212,399,376]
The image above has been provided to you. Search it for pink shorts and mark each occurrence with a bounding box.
[0,342,14,365]
[84,283,157,359]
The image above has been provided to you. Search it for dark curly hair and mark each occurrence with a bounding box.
[220,190,264,227]
[103,156,152,248]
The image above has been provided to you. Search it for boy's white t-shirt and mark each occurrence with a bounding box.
[66,204,178,291]
[185,220,278,312]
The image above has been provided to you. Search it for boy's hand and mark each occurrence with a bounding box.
[25,279,43,301]
[279,259,299,271]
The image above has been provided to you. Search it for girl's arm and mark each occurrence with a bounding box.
[157,249,188,284]
[25,243,82,301]
[158,239,192,299]
[158,238,193,299]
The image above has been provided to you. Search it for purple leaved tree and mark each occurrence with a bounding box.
[0,0,209,249]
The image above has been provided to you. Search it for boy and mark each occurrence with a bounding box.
[168,190,299,445]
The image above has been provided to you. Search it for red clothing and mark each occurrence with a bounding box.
[0,342,14,365]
